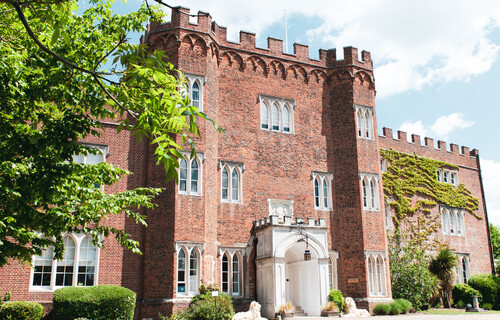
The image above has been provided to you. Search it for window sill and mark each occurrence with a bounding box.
[179,192,202,197]
[221,200,242,204]
[315,207,332,211]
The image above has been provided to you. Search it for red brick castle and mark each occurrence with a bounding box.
[0,7,494,319]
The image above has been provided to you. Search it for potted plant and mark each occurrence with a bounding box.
[279,302,294,319]
[321,301,340,317]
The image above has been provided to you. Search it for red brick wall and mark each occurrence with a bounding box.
[1,6,493,320]
[379,128,494,275]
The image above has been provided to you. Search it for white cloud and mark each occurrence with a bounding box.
[430,113,475,138]
[481,159,500,226]
[399,120,428,139]
[398,113,474,141]
[164,0,500,98]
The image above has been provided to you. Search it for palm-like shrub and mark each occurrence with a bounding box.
[429,247,458,308]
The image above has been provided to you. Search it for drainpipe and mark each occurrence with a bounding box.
[253,236,258,300]
[476,154,496,274]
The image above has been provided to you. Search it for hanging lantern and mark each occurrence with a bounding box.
[304,249,311,261]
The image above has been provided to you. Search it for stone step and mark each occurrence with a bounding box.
[293,306,307,316]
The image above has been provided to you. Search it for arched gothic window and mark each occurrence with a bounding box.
[221,162,243,203]
[191,81,200,109]
[367,253,386,296]
[221,251,243,296]
[184,74,205,111]
[222,167,229,200]
[272,103,280,131]
[361,174,379,210]
[312,172,332,210]
[261,102,269,129]
[32,234,98,290]
[232,254,240,295]
[314,178,320,208]
[55,236,75,286]
[177,249,186,293]
[176,245,201,296]
[259,96,294,133]
[178,154,203,195]
[189,250,198,295]
[222,253,229,293]
[356,105,374,139]
[283,105,291,132]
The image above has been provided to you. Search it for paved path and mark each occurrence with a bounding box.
[294,313,499,320]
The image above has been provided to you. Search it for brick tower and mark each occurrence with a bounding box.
[139,6,390,318]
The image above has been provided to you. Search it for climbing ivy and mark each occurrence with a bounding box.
[381,149,479,247]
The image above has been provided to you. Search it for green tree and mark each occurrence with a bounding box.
[0,0,221,266]
[490,224,500,260]
[429,247,458,308]
[388,234,439,310]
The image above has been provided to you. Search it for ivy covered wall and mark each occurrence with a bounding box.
[380,149,480,248]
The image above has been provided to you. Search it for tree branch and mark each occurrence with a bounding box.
[92,74,139,120]
[93,35,127,72]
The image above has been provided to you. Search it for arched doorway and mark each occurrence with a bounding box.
[284,241,321,315]
[254,217,329,318]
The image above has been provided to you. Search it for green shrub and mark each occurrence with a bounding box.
[372,303,390,315]
[468,273,500,308]
[483,303,493,310]
[455,300,465,309]
[328,289,345,311]
[183,292,234,320]
[452,283,482,306]
[393,299,412,314]
[389,243,440,310]
[53,285,136,320]
[388,302,402,315]
[0,301,44,320]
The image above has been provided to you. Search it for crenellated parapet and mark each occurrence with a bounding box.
[378,127,479,168]
[254,215,326,229]
[142,7,374,86]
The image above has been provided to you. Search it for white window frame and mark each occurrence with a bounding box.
[328,251,339,290]
[312,172,333,210]
[220,249,244,297]
[366,251,386,297]
[437,169,459,187]
[259,95,295,134]
[30,234,100,292]
[441,207,465,236]
[360,173,380,211]
[184,74,205,112]
[455,253,470,284]
[176,243,203,297]
[356,105,374,139]
[385,201,393,230]
[220,161,243,203]
[178,153,204,196]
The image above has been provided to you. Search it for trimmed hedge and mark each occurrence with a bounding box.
[468,273,500,309]
[187,292,234,320]
[0,301,44,320]
[53,285,136,320]
[452,283,482,306]
[373,299,412,316]
[373,303,391,315]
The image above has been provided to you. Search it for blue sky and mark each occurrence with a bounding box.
[112,0,500,225]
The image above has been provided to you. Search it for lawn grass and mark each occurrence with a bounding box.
[424,309,500,315]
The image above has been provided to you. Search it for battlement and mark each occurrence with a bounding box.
[254,215,326,229]
[145,6,372,69]
[379,127,479,167]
